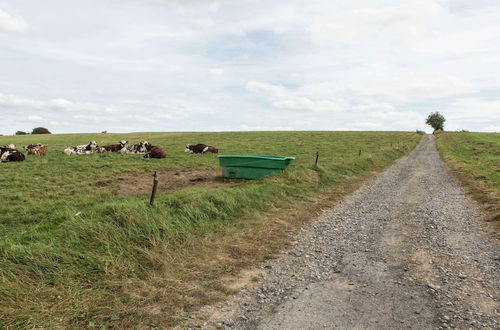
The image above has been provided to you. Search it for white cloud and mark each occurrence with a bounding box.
[298,74,477,102]
[0,93,79,112]
[481,125,500,132]
[247,81,349,113]
[353,122,386,130]
[49,98,75,110]
[0,8,27,32]
[104,107,120,113]
[71,114,100,123]
[158,114,176,120]
[308,0,444,46]
[446,99,500,120]
[209,68,224,75]
[271,98,348,113]
[124,115,154,123]
[26,115,45,123]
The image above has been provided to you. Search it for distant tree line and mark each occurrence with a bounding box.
[14,127,51,135]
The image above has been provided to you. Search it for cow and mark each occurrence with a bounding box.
[2,144,16,150]
[63,141,98,155]
[23,143,42,150]
[184,144,218,154]
[121,141,151,154]
[0,146,25,162]
[24,144,46,156]
[144,145,166,159]
[102,140,128,152]
[27,145,46,156]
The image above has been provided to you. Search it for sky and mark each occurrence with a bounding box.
[0,0,499,134]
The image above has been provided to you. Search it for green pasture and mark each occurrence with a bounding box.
[0,131,421,328]
[436,132,499,218]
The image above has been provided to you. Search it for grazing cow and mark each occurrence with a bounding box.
[121,141,151,154]
[0,146,25,162]
[63,141,98,155]
[102,140,128,152]
[185,144,218,154]
[24,144,46,156]
[144,145,166,159]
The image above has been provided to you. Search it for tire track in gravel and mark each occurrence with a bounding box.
[194,135,499,330]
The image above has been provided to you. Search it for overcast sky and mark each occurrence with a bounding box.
[0,0,499,134]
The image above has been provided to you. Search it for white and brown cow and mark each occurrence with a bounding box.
[24,144,46,156]
[120,141,151,154]
[63,141,98,155]
[1,146,25,162]
[184,144,218,154]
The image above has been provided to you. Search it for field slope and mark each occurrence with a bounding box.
[436,132,499,223]
[0,131,420,328]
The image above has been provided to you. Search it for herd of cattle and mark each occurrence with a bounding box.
[0,141,218,162]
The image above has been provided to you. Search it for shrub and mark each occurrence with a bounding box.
[31,127,51,134]
[425,112,446,132]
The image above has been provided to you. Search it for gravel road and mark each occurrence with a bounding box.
[195,135,499,330]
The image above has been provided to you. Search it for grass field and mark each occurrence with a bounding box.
[436,132,500,224]
[0,131,421,328]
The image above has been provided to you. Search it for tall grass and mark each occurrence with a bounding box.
[0,131,421,328]
[436,132,499,222]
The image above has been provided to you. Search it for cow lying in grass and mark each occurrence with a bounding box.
[24,144,46,156]
[63,141,98,155]
[120,141,151,154]
[102,140,128,152]
[144,145,166,159]
[184,144,218,154]
[1,146,25,162]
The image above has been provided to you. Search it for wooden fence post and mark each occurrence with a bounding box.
[150,171,158,205]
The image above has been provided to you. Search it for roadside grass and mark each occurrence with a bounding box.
[0,131,421,328]
[436,132,499,225]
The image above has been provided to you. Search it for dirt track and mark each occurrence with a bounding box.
[195,135,499,329]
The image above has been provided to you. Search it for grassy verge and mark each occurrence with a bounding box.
[436,132,499,225]
[0,131,421,328]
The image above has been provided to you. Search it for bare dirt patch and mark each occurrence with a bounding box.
[221,268,264,292]
[100,169,245,195]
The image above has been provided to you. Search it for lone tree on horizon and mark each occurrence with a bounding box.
[31,127,51,134]
[425,112,445,132]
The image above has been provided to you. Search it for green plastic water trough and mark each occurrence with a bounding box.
[218,155,295,179]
